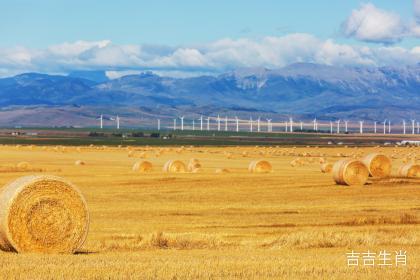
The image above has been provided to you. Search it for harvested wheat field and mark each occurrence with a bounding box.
[0,144,418,279]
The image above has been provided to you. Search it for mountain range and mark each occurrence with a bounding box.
[0,63,419,127]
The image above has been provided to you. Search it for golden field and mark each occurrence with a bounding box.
[0,144,418,279]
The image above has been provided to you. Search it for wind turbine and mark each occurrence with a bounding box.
[374,121,377,134]
[403,120,406,134]
[412,119,415,134]
[312,118,317,131]
[359,121,364,134]
[173,118,177,130]
[225,116,228,131]
[235,116,239,132]
[300,121,303,131]
[179,116,185,131]
[98,114,103,129]
[330,121,333,134]
[249,117,253,132]
[157,119,160,131]
[267,119,272,132]
[110,116,119,129]
[289,117,293,132]
[336,120,341,134]
[192,119,195,131]
[417,122,420,134]
[344,120,348,133]
[206,117,210,131]
[383,120,387,134]
[200,116,203,131]
[257,117,261,132]
[217,115,221,131]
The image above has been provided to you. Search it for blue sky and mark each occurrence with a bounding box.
[0,0,419,77]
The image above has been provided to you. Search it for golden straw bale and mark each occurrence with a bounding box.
[16,162,30,170]
[332,159,369,186]
[0,175,89,253]
[163,160,187,173]
[362,153,392,178]
[248,160,272,173]
[397,163,420,178]
[320,163,333,173]
[74,160,85,166]
[215,168,230,174]
[187,159,202,172]
[132,161,153,172]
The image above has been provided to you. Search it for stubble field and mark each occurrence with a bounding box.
[0,144,418,279]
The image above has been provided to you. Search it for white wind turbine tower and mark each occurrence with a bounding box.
[173,118,177,130]
[402,120,406,134]
[98,114,103,129]
[206,117,210,131]
[329,121,333,134]
[359,121,364,134]
[267,119,272,132]
[225,116,228,131]
[336,120,341,134]
[192,119,195,131]
[257,117,261,132]
[289,117,293,132]
[411,119,415,134]
[235,116,239,132]
[312,118,317,131]
[285,121,288,132]
[157,119,160,131]
[179,116,185,131]
[249,117,253,132]
[344,120,348,133]
[417,122,420,134]
[374,121,377,134]
[200,115,203,131]
[217,115,221,131]
[300,121,303,131]
[383,120,387,134]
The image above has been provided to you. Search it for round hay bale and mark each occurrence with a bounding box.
[215,168,230,174]
[248,160,272,173]
[163,160,186,173]
[320,163,333,173]
[362,153,392,178]
[74,160,85,166]
[332,159,369,186]
[398,163,420,178]
[187,159,202,172]
[16,162,30,170]
[132,161,153,172]
[319,157,326,164]
[0,175,89,253]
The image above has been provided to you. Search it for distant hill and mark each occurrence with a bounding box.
[0,63,419,126]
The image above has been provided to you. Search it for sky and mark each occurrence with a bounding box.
[0,0,419,78]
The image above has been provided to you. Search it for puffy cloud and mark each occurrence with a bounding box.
[0,36,419,78]
[342,3,406,44]
[342,2,420,43]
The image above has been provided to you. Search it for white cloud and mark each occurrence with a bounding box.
[342,2,420,43]
[342,3,406,43]
[0,36,419,78]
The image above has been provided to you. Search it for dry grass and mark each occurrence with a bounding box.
[0,145,418,279]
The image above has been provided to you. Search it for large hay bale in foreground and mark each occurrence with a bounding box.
[320,163,333,173]
[248,160,272,173]
[362,153,392,178]
[398,163,420,178]
[132,161,153,172]
[163,160,186,173]
[332,159,369,186]
[0,175,89,254]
